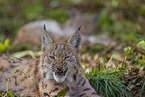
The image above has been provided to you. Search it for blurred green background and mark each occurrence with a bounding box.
[0,0,145,43]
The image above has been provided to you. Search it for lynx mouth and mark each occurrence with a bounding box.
[55,69,68,76]
[53,68,68,82]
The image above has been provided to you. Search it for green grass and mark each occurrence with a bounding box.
[86,68,130,97]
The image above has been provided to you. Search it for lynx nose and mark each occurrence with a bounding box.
[57,65,63,71]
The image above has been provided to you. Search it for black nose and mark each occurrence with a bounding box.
[57,65,62,71]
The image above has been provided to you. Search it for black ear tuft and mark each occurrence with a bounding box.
[77,26,81,31]
[44,24,46,30]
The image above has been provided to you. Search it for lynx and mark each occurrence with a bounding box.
[0,26,100,97]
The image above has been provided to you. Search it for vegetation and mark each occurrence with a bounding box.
[86,68,129,97]
[0,39,10,53]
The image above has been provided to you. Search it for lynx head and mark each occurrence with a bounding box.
[40,25,81,83]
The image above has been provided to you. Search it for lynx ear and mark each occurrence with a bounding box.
[67,27,81,51]
[42,24,53,51]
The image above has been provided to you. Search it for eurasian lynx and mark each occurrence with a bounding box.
[0,26,100,97]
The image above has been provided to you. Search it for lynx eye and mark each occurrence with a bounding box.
[49,56,55,60]
[64,56,70,60]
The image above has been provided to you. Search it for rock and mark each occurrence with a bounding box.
[16,11,116,48]
[16,20,67,46]
[63,9,98,35]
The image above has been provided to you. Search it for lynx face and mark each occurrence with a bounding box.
[43,43,77,82]
[41,26,81,83]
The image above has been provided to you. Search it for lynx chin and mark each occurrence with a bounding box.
[0,25,100,97]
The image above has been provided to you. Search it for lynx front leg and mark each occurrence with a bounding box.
[39,80,65,96]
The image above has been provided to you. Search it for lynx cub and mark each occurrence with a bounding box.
[0,26,100,97]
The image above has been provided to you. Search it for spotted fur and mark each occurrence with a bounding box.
[0,26,100,97]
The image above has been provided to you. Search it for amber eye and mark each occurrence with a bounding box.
[49,56,55,60]
[64,56,70,60]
